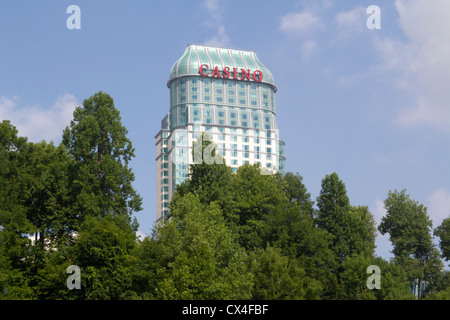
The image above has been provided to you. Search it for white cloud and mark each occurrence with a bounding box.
[279,11,322,34]
[428,188,450,226]
[0,93,78,143]
[202,0,230,47]
[377,0,450,131]
[334,6,366,36]
[300,40,317,60]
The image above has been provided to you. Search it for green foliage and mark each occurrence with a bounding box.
[378,190,444,298]
[62,91,142,218]
[152,194,253,299]
[435,217,450,263]
[1,93,449,300]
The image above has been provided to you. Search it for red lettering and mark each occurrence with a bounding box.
[241,69,251,81]
[252,70,263,82]
[199,64,209,76]
[211,66,222,78]
[223,67,230,79]
[198,66,263,83]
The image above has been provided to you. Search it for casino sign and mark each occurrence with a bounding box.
[198,64,263,82]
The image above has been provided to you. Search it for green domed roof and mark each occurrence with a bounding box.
[168,44,276,90]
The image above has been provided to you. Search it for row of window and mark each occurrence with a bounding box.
[171,78,275,110]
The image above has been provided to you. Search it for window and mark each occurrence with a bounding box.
[266,147,272,153]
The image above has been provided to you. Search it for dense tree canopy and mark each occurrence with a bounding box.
[1,92,449,300]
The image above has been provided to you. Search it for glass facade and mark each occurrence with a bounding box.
[156,44,285,222]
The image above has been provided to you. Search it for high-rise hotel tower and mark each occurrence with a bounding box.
[155,44,285,222]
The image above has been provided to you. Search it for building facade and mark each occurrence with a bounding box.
[155,44,285,222]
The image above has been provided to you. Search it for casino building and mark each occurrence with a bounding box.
[155,44,285,222]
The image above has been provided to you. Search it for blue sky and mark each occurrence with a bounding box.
[1,0,449,261]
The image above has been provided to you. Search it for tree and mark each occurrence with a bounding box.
[62,91,142,218]
[314,172,377,299]
[282,172,314,217]
[378,189,443,298]
[68,214,139,300]
[0,121,41,299]
[435,217,450,264]
[173,133,237,225]
[152,194,253,299]
[251,246,310,300]
[315,172,352,262]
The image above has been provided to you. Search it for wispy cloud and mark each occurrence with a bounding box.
[279,11,322,34]
[334,6,366,37]
[0,93,78,143]
[279,9,323,60]
[378,0,450,131]
[202,0,230,47]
